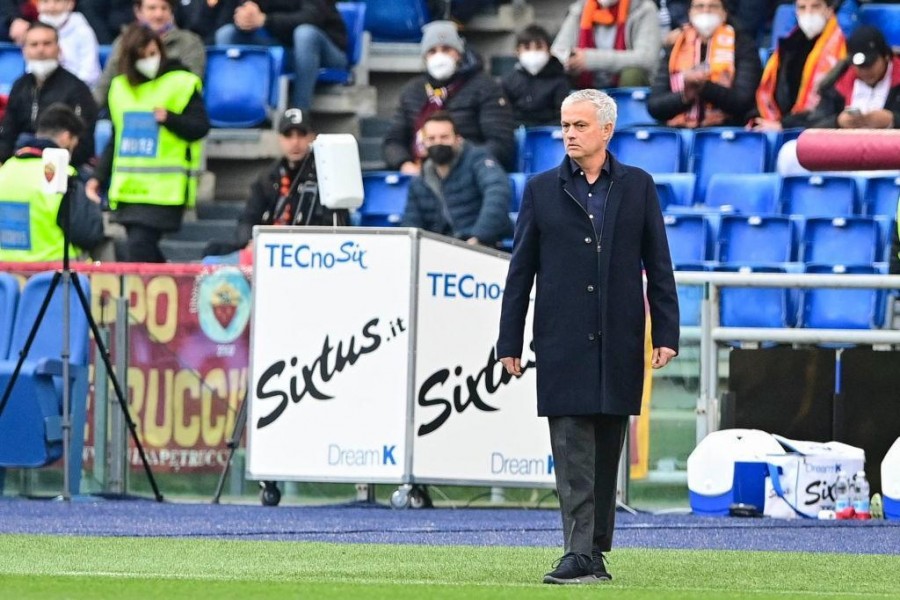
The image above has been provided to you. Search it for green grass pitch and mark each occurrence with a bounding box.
[1,535,897,599]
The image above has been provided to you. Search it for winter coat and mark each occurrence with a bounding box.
[501,56,571,127]
[812,54,900,129]
[212,0,347,49]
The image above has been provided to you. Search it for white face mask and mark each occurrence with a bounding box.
[135,54,161,79]
[690,13,723,38]
[26,59,59,79]
[38,12,71,28]
[426,52,457,81]
[519,50,550,76]
[797,12,828,39]
[598,0,618,7]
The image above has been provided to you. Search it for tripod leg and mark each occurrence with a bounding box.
[69,274,164,502]
[212,390,249,504]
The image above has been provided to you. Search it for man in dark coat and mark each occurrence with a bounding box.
[501,24,571,128]
[497,89,679,585]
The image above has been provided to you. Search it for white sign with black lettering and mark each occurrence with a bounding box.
[247,228,412,482]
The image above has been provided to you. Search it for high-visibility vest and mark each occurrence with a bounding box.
[108,69,203,209]
[0,155,78,262]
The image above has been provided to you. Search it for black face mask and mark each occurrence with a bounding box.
[427,144,455,165]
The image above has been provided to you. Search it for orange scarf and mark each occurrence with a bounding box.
[756,16,846,121]
[667,24,736,127]
[579,0,630,28]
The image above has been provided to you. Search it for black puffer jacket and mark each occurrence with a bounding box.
[213,0,347,49]
[501,56,571,127]
[382,51,517,172]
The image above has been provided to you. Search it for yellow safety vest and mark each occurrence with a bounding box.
[108,69,203,209]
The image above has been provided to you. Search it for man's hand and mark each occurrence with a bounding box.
[565,49,587,74]
[399,161,421,175]
[651,347,676,369]
[152,107,168,123]
[85,178,102,204]
[9,18,29,45]
[235,1,266,30]
[466,236,479,245]
[500,356,522,376]
[747,117,782,132]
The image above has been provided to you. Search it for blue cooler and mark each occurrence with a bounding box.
[882,437,900,520]
[688,429,785,516]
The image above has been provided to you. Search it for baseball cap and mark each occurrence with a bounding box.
[278,108,312,135]
[847,25,891,68]
[420,20,465,56]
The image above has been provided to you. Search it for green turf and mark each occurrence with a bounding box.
[1,535,897,599]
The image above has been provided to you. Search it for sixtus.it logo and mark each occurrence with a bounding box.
[254,316,407,428]
[194,268,252,344]
[262,240,368,270]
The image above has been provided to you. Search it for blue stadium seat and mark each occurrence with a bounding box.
[717,265,794,328]
[675,263,705,327]
[520,126,565,174]
[664,214,707,264]
[508,172,527,212]
[704,173,780,214]
[318,3,367,85]
[0,273,19,361]
[608,127,681,174]
[654,173,696,207]
[0,43,24,95]
[769,128,803,167]
[94,119,112,157]
[97,45,113,69]
[863,175,900,218]
[606,87,654,129]
[859,5,900,47]
[717,214,794,265]
[801,217,881,265]
[770,4,796,48]
[656,182,676,210]
[780,175,858,218]
[690,129,769,204]
[363,0,430,42]
[360,171,410,226]
[205,46,273,127]
[800,264,883,329]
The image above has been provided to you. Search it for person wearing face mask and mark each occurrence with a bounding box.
[37,0,101,87]
[86,23,210,262]
[0,23,97,170]
[382,20,516,175]
[751,0,845,132]
[501,25,571,128]
[551,0,662,89]
[647,0,761,127]
[402,112,512,247]
[94,0,206,108]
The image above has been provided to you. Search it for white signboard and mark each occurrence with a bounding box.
[247,228,412,482]
[411,237,553,486]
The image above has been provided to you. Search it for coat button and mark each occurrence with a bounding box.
[584,237,592,244]
[587,285,595,292]
[588,333,596,341]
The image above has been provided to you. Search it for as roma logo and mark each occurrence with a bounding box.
[44,162,56,183]
[195,268,251,344]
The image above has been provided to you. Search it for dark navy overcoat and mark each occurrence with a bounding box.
[497,152,680,416]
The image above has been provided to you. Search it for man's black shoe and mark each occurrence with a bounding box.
[591,550,612,581]
[542,553,599,584]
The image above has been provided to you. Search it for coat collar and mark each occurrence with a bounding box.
[558,150,628,183]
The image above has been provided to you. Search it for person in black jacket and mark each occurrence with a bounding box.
[647,0,761,127]
[0,23,97,169]
[213,0,347,111]
[501,25,571,128]
[382,20,517,175]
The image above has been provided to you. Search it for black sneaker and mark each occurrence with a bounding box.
[542,553,598,584]
[591,550,612,581]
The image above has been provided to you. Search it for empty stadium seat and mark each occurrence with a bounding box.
[608,127,681,174]
[859,4,900,47]
[97,45,113,69]
[606,87,654,128]
[717,265,794,328]
[800,264,883,329]
[780,175,859,218]
[0,273,19,361]
[360,171,410,226]
[656,182,676,210]
[675,263,705,327]
[770,4,796,48]
[508,172,527,212]
[205,46,273,127]
[704,173,780,214]
[717,214,794,265]
[520,127,565,174]
[690,129,769,204]
[363,0,429,42]
[318,3,367,85]
[0,43,24,95]
[654,173,696,207]
[863,175,900,218]
[801,217,881,265]
[664,214,707,264]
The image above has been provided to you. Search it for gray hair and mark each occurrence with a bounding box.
[562,89,618,128]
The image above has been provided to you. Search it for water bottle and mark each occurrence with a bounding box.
[852,470,871,520]
[834,471,852,517]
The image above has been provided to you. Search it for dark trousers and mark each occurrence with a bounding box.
[548,414,629,556]
[122,224,166,263]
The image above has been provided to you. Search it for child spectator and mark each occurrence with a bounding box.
[502,25,571,127]
[38,0,101,87]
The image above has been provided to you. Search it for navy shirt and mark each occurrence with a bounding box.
[568,154,612,240]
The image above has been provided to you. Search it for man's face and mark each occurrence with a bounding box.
[516,39,548,56]
[796,0,831,20]
[424,44,461,62]
[689,0,726,23]
[855,55,889,87]
[136,0,174,33]
[561,101,613,162]
[38,0,74,16]
[23,28,59,61]
[279,129,314,163]
[421,119,461,151]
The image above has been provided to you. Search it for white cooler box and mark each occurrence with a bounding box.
[883,437,900,520]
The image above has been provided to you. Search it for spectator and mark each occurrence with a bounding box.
[79,0,134,45]
[0,23,97,169]
[0,0,38,44]
[551,0,662,88]
[502,25,571,127]
[213,0,347,112]
[0,103,104,261]
[38,0,101,87]
[648,0,761,127]
[94,0,206,107]
[403,112,512,247]
[383,21,516,175]
[86,24,209,262]
[750,0,845,132]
